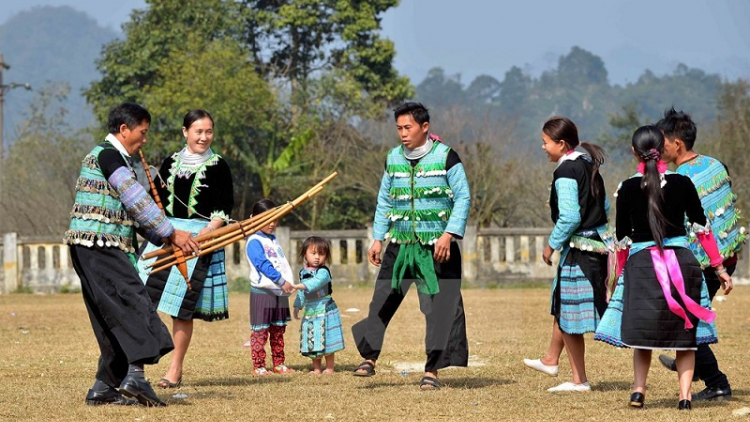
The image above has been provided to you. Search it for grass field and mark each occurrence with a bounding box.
[1,286,749,421]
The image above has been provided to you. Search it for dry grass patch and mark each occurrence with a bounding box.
[1,286,749,421]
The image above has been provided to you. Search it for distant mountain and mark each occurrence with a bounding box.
[0,6,119,146]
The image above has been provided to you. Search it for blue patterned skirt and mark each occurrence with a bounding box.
[138,217,229,321]
[594,247,717,350]
[551,247,608,335]
[299,297,345,358]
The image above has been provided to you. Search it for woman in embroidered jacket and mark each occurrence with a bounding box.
[65,103,198,406]
[593,126,732,410]
[351,102,471,391]
[523,116,610,393]
[137,109,234,389]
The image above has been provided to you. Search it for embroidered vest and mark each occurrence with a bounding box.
[677,155,747,268]
[384,142,454,245]
[64,143,137,253]
[299,266,333,300]
[245,233,294,296]
[165,152,222,218]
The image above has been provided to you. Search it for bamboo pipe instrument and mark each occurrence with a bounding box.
[142,206,276,260]
[146,172,337,274]
[147,180,329,272]
[146,202,293,270]
[144,171,337,259]
[138,150,191,289]
[147,178,331,273]
[149,185,324,269]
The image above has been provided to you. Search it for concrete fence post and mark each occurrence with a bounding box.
[366,223,377,281]
[463,223,477,281]
[3,233,18,293]
[276,226,291,265]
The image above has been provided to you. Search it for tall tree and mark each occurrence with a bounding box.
[497,66,531,115]
[415,67,466,109]
[557,46,609,87]
[85,0,242,123]
[597,102,647,161]
[704,79,750,213]
[241,0,411,116]
[0,83,92,235]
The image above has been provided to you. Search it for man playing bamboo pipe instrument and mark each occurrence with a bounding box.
[64,102,198,407]
[351,102,471,391]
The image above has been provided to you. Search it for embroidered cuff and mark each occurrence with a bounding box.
[210,210,230,222]
[109,167,173,244]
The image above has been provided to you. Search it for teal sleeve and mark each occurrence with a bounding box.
[302,268,332,291]
[372,171,393,241]
[445,163,471,238]
[548,178,581,250]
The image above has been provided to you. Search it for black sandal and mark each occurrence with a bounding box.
[352,361,376,377]
[156,377,182,389]
[629,392,644,409]
[419,375,441,390]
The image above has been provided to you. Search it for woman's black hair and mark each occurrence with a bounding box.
[632,125,667,251]
[183,109,214,130]
[542,116,607,198]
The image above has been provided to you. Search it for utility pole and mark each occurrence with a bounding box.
[0,52,32,201]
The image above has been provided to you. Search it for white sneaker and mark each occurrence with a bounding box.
[523,358,559,377]
[547,381,591,392]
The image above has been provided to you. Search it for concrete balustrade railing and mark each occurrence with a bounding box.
[2,226,747,293]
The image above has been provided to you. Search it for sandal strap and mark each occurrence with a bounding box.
[356,361,374,370]
[420,376,441,389]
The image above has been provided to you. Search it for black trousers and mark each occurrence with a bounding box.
[695,263,735,389]
[71,245,174,388]
[351,242,468,372]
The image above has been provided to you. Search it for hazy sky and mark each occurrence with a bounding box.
[1,0,749,85]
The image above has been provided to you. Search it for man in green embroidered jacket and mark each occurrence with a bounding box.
[65,103,198,407]
[352,102,471,390]
[657,107,746,401]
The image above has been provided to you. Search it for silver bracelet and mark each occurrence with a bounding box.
[715,267,727,276]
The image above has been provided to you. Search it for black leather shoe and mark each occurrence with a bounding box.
[693,386,732,401]
[629,392,644,409]
[119,374,167,407]
[657,355,700,381]
[678,399,692,410]
[658,354,677,371]
[85,385,138,406]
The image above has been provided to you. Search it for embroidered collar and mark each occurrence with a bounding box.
[170,150,220,178]
[177,146,214,167]
[105,133,131,157]
[556,150,583,167]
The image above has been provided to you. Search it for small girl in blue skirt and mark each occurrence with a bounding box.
[292,236,345,374]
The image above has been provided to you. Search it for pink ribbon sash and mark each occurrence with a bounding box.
[649,248,716,329]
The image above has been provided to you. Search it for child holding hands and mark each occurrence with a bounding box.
[245,198,296,376]
[292,236,345,374]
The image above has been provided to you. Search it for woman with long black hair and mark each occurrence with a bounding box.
[594,125,732,410]
[523,116,611,392]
